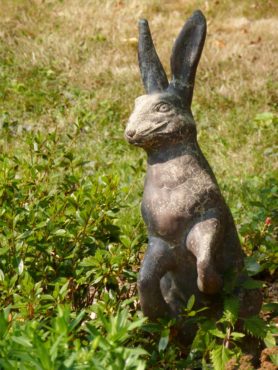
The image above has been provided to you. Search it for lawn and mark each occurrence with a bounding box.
[0,0,277,369]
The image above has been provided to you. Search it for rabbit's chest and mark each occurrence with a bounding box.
[142,162,218,241]
[142,185,196,242]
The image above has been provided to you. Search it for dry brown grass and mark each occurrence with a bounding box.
[1,0,277,100]
[0,0,277,178]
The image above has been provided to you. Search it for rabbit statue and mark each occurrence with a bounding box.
[125,10,261,337]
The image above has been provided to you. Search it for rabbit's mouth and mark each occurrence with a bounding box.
[142,121,169,135]
[127,132,171,148]
[125,121,169,145]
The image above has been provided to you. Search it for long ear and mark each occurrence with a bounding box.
[168,10,206,106]
[138,19,169,94]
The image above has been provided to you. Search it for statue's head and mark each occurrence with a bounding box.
[125,11,206,151]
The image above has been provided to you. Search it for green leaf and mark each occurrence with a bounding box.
[231,332,245,339]
[120,235,131,248]
[12,336,32,348]
[18,259,24,275]
[33,336,52,369]
[0,310,9,338]
[209,328,226,339]
[59,281,69,297]
[264,331,276,348]
[188,310,197,317]
[262,303,278,314]
[241,277,263,290]
[53,229,67,236]
[40,294,56,301]
[244,315,267,338]
[76,211,85,226]
[244,256,262,276]
[128,317,147,331]
[187,295,195,311]
[210,345,232,370]
[69,310,86,332]
[16,230,33,240]
[221,296,239,325]
[50,333,65,361]
[35,220,49,229]
[158,328,170,352]
[271,354,278,367]
[64,352,77,368]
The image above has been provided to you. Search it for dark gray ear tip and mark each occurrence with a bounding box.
[191,9,206,25]
[138,19,149,27]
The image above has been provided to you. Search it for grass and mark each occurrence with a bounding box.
[0,0,277,369]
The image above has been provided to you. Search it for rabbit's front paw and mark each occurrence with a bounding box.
[197,262,223,295]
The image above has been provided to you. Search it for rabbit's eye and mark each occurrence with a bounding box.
[155,103,171,113]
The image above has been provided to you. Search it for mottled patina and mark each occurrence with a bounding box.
[125,10,261,339]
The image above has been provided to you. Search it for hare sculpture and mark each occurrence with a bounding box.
[125,10,261,336]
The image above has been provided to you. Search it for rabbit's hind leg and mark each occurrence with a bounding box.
[138,236,176,320]
[186,217,223,295]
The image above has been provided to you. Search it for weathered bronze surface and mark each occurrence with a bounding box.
[125,10,261,341]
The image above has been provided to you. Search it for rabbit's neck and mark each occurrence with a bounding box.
[147,141,199,165]
[145,140,218,188]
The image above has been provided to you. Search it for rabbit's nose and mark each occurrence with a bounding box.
[126,129,136,137]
